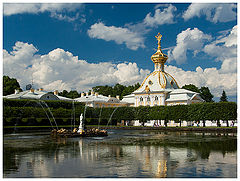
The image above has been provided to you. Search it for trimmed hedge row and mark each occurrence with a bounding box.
[3,98,84,109]
[3,99,237,127]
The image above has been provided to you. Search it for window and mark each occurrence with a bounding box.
[155,96,158,101]
[147,96,151,102]
[140,97,143,102]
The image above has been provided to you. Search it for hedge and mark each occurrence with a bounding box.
[3,98,85,109]
[3,98,237,127]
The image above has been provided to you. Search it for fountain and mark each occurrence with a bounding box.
[37,101,56,129]
[40,100,59,130]
[71,100,76,130]
[77,113,84,134]
[97,107,103,129]
[51,110,108,138]
[107,107,118,126]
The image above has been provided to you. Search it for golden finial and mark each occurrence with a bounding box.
[155,33,162,50]
[151,33,168,71]
[155,33,162,44]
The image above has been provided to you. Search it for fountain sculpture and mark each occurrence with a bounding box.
[51,112,108,138]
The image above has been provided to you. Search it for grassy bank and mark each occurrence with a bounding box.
[4,125,237,133]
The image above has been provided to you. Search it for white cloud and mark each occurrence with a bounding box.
[183,3,237,23]
[88,4,177,50]
[168,25,237,75]
[143,4,177,27]
[168,28,211,64]
[87,22,145,50]
[3,41,237,99]
[50,12,81,22]
[3,3,83,16]
[203,25,237,73]
[3,42,150,92]
[165,65,237,98]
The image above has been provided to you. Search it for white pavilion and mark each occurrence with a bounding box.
[122,33,204,107]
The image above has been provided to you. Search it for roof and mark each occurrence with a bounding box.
[169,89,198,94]
[4,89,73,101]
[74,94,109,103]
[133,70,179,94]
[165,89,204,102]
[121,94,135,104]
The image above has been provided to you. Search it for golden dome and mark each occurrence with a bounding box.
[151,33,168,70]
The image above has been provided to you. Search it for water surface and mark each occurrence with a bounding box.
[3,129,237,178]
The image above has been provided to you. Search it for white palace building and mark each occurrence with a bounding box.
[122,33,204,107]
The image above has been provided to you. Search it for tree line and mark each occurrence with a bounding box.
[3,75,229,102]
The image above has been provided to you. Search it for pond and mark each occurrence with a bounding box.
[3,129,237,178]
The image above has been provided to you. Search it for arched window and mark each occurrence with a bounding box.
[147,96,151,102]
[140,97,143,102]
[155,96,158,101]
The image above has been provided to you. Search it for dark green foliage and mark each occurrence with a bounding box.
[3,98,237,127]
[199,87,214,102]
[3,75,22,96]
[58,90,80,99]
[3,99,84,109]
[134,106,151,124]
[182,84,200,93]
[220,90,228,102]
[182,84,214,102]
[92,83,140,99]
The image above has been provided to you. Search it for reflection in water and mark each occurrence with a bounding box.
[3,130,237,178]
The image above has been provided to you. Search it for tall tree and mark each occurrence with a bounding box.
[182,84,214,102]
[199,87,214,102]
[182,84,200,93]
[220,90,228,102]
[3,75,22,96]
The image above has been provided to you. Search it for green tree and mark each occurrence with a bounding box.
[92,83,140,99]
[3,75,22,96]
[220,90,228,102]
[199,87,214,102]
[67,90,80,99]
[182,84,214,102]
[182,84,200,93]
[58,90,69,97]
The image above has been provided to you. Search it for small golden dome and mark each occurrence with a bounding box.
[151,33,168,69]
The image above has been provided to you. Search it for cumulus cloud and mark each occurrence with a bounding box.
[88,4,177,50]
[183,3,237,23]
[3,42,150,92]
[143,4,177,27]
[3,41,237,99]
[3,3,83,16]
[168,28,211,64]
[168,25,237,75]
[3,3,85,24]
[87,22,145,50]
[165,65,237,98]
[203,25,237,73]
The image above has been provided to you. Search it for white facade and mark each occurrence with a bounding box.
[75,91,130,108]
[122,37,204,107]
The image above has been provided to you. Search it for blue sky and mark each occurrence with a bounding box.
[3,2,237,102]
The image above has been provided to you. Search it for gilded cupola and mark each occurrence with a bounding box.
[151,33,168,71]
[133,33,179,94]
